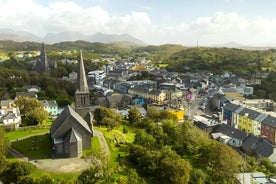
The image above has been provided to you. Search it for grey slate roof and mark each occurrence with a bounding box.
[243,134,274,157]
[50,105,92,138]
[64,128,82,143]
[239,108,261,120]
[223,102,240,112]
[261,115,276,127]
[213,93,228,103]
[215,123,247,141]
[234,106,244,113]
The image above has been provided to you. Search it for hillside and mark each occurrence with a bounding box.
[165,47,276,75]
[131,44,186,63]
[0,40,141,54]
[0,41,186,56]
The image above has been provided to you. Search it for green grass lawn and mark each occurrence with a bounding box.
[5,119,53,141]
[6,128,49,141]
[94,125,135,166]
[11,134,52,159]
[82,136,101,157]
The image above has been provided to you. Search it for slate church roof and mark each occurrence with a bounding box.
[64,128,82,143]
[50,105,92,138]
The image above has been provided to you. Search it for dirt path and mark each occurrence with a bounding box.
[94,130,110,159]
[33,158,92,173]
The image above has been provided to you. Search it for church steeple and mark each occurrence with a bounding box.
[75,50,90,112]
[77,50,89,93]
[40,42,49,73]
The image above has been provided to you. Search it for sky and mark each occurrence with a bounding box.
[1,0,276,46]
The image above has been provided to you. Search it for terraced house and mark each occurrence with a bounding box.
[237,108,261,135]
[261,115,276,144]
[222,102,276,145]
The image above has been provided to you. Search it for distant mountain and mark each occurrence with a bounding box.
[0,28,145,45]
[43,32,87,43]
[0,28,41,42]
[0,33,31,42]
[88,32,145,45]
[221,41,245,48]
[213,41,276,50]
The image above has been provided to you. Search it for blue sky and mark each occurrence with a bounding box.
[1,0,276,46]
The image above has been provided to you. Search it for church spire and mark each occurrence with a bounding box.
[77,50,89,93]
[40,42,49,73]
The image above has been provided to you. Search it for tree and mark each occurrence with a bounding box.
[125,168,146,184]
[0,161,36,184]
[160,110,178,121]
[0,127,9,164]
[160,157,191,184]
[190,168,208,184]
[101,117,119,129]
[15,97,48,126]
[134,130,156,148]
[146,106,160,120]
[17,175,54,184]
[199,141,242,182]
[94,106,115,124]
[128,107,141,125]
[258,158,276,177]
[77,166,104,184]
[159,147,191,184]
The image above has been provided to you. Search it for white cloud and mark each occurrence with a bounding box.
[0,0,151,38]
[1,0,276,46]
[150,12,276,46]
[185,12,276,46]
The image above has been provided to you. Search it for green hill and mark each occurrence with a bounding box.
[165,47,276,75]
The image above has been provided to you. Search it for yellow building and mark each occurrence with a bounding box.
[237,108,262,136]
[168,109,185,122]
[238,114,254,133]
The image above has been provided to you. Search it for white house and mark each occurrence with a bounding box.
[0,100,21,128]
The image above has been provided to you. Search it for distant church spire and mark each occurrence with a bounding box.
[40,42,49,73]
[75,50,90,113]
[77,50,89,93]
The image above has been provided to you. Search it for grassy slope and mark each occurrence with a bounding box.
[94,126,135,166]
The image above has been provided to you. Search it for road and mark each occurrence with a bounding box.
[188,83,220,117]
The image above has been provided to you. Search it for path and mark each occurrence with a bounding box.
[94,130,110,159]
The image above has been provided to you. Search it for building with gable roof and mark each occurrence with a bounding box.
[50,105,93,158]
[237,108,262,135]
[261,115,276,144]
[40,100,58,116]
[0,100,21,128]
[222,102,241,125]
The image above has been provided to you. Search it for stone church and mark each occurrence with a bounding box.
[33,42,56,73]
[50,50,94,158]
